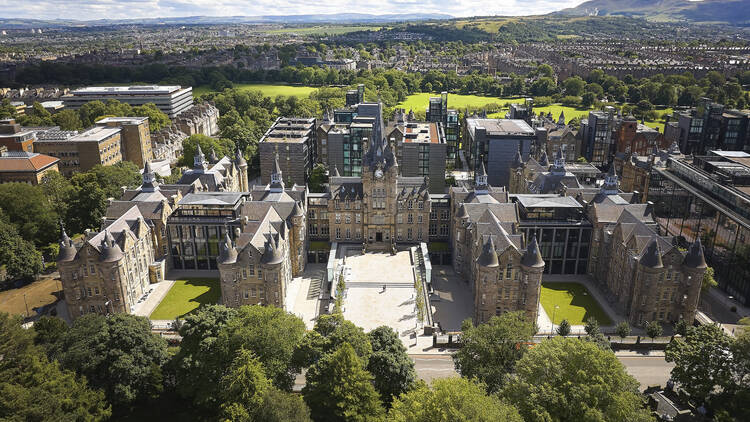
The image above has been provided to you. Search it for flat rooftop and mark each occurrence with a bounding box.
[404,122,442,144]
[69,85,188,95]
[466,118,535,137]
[516,195,583,209]
[179,192,245,206]
[96,117,148,125]
[35,126,120,143]
[261,117,315,144]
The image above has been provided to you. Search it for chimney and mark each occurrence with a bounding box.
[631,190,641,203]
[645,201,654,215]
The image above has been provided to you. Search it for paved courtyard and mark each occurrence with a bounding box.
[286,264,325,330]
[430,266,474,332]
[341,250,420,336]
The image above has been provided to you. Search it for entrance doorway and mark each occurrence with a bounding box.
[376,232,383,242]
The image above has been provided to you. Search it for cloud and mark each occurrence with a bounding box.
[0,0,584,20]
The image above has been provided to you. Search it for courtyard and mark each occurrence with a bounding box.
[340,249,421,336]
[149,278,220,320]
[539,281,613,328]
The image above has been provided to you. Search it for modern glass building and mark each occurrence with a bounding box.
[649,156,750,305]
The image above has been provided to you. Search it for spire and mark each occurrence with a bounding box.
[57,222,76,262]
[558,110,565,126]
[602,165,619,195]
[194,143,207,171]
[261,232,284,265]
[521,235,545,268]
[539,150,549,167]
[551,147,566,175]
[208,147,219,164]
[683,237,707,268]
[270,153,284,192]
[475,162,488,190]
[217,229,238,265]
[640,237,664,268]
[234,148,247,168]
[292,201,304,217]
[478,236,499,268]
[141,160,159,192]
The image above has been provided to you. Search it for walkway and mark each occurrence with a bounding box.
[286,264,325,330]
[133,280,175,318]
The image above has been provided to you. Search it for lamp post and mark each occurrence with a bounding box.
[23,293,30,318]
[551,304,559,335]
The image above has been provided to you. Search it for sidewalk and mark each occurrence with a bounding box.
[133,280,175,317]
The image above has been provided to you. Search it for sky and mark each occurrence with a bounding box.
[1,0,585,20]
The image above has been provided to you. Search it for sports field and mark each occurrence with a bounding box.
[540,282,612,326]
[192,83,319,98]
[149,278,220,320]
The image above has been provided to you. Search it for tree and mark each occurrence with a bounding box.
[556,319,571,337]
[179,134,235,168]
[54,313,168,408]
[173,304,239,408]
[502,337,652,422]
[584,317,600,336]
[32,316,69,353]
[296,313,372,369]
[308,163,329,193]
[563,76,586,96]
[0,219,43,283]
[0,182,59,246]
[367,326,416,406]
[666,324,734,403]
[256,388,312,422]
[702,266,718,292]
[86,162,142,199]
[302,343,384,422]
[52,109,83,130]
[530,77,557,96]
[66,172,107,233]
[131,103,170,132]
[616,321,632,340]
[582,92,597,107]
[40,171,73,225]
[389,378,523,422]
[217,305,306,391]
[0,312,111,421]
[219,349,271,421]
[673,319,689,336]
[645,320,663,341]
[452,312,535,393]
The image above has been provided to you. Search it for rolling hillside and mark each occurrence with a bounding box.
[558,0,750,25]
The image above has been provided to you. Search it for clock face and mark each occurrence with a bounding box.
[375,169,383,179]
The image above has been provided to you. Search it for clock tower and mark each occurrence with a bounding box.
[362,139,399,249]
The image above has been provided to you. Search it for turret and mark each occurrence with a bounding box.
[539,150,549,167]
[217,230,238,265]
[639,237,663,269]
[601,165,619,195]
[208,147,219,164]
[194,143,207,171]
[478,236,499,268]
[57,224,77,262]
[99,231,124,263]
[261,233,284,266]
[512,148,524,169]
[141,161,159,192]
[521,235,544,268]
[683,237,707,269]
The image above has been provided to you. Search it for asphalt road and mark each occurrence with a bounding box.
[411,354,675,389]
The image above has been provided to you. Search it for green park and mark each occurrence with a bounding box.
[149,278,221,320]
[540,282,612,326]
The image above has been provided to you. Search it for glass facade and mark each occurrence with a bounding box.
[521,226,591,275]
[650,167,750,305]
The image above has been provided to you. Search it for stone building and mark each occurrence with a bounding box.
[96,117,153,168]
[259,117,316,186]
[150,125,186,164]
[0,119,36,153]
[176,144,248,192]
[33,126,122,177]
[173,102,220,137]
[0,149,59,184]
[450,167,546,324]
[57,205,160,319]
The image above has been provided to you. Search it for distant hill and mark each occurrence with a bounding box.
[557,0,750,25]
[0,13,453,29]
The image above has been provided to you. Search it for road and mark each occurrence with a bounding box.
[411,354,675,389]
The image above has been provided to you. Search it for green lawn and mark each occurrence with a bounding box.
[193,83,319,98]
[149,278,220,320]
[397,92,523,112]
[540,282,612,326]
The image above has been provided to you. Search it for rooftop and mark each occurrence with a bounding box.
[0,151,58,172]
[260,117,314,144]
[466,118,535,137]
[515,195,583,209]
[404,122,442,144]
[69,85,188,95]
[179,192,246,206]
[96,117,148,125]
[39,126,121,143]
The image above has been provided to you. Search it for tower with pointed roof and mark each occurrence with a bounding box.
[234,149,248,191]
[141,161,159,192]
[269,154,285,193]
[194,143,207,171]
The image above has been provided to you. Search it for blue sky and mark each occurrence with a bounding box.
[4,0,585,20]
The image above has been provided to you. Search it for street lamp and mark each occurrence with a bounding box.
[23,293,30,318]
[551,304,559,335]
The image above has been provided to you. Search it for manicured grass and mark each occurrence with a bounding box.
[397,92,522,112]
[540,282,612,326]
[193,83,319,98]
[149,278,220,320]
[0,277,60,317]
[309,240,331,251]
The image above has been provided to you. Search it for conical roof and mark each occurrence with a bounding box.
[261,233,284,265]
[640,237,664,268]
[292,201,304,217]
[539,150,549,167]
[57,225,77,262]
[217,230,238,265]
[457,203,469,219]
[234,149,247,167]
[209,147,219,164]
[99,230,124,262]
[512,149,524,169]
[521,235,545,268]
[478,236,499,268]
[683,237,707,268]
[141,160,159,192]
[332,166,340,177]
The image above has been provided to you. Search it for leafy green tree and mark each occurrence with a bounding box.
[390,378,522,422]
[217,305,306,391]
[32,316,69,353]
[256,388,312,422]
[67,173,107,233]
[173,304,238,408]
[673,319,689,336]
[702,266,718,292]
[52,109,83,130]
[179,134,235,168]
[87,162,142,199]
[0,182,59,246]
[581,92,597,107]
[530,77,557,96]
[40,171,73,223]
[366,326,416,406]
[645,320,663,341]
[452,312,535,393]
[556,319,571,337]
[563,76,586,96]
[296,313,372,368]
[502,337,651,422]
[0,219,43,283]
[666,324,734,403]
[308,163,329,193]
[584,317,600,336]
[219,349,271,421]
[54,313,168,408]
[131,103,170,132]
[0,312,111,421]
[616,321,632,340]
[302,343,385,422]
[0,98,17,118]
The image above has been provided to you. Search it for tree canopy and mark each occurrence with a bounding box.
[366,326,416,406]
